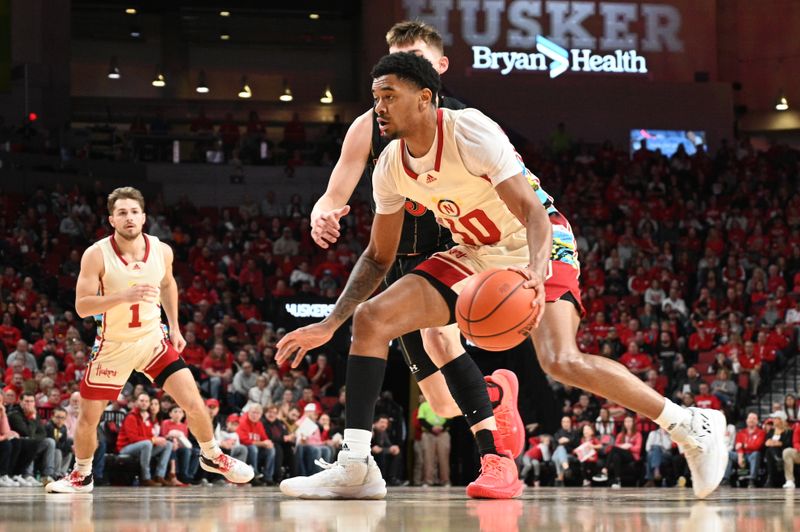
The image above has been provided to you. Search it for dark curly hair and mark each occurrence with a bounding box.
[370,52,441,96]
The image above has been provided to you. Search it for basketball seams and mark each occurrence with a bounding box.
[459,271,527,323]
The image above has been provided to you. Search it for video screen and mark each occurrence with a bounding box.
[630,129,706,157]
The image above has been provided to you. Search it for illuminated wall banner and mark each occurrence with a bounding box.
[473,35,647,77]
[402,0,690,78]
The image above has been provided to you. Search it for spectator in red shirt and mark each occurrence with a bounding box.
[694,383,722,410]
[63,351,88,384]
[4,359,32,385]
[189,311,211,343]
[236,404,275,485]
[688,327,715,356]
[724,412,765,486]
[160,406,191,486]
[783,418,800,488]
[186,276,212,306]
[572,424,603,487]
[296,387,323,415]
[595,415,642,488]
[0,313,22,352]
[202,344,233,400]
[181,331,207,368]
[619,342,652,378]
[308,354,334,396]
[588,312,613,340]
[738,341,762,396]
[116,393,171,486]
[236,293,261,324]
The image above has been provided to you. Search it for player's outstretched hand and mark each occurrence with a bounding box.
[507,266,546,329]
[275,322,335,368]
[121,284,159,304]
[169,329,186,353]
[311,205,350,249]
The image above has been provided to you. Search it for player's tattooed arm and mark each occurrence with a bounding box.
[325,255,390,328]
[322,208,404,330]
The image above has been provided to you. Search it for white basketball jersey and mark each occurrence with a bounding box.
[373,108,528,252]
[94,234,165,342]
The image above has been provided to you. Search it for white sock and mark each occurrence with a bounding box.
[343,429,372,457]
[199,439,222,459]
[75,457,93,476]
[655,399,690,433]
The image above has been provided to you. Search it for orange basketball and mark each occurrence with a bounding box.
[456,268,539,351]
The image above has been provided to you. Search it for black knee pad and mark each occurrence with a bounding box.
[440,354,494,427]
[154,357,189,388]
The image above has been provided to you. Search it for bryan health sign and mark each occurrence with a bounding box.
[403,0,688,78]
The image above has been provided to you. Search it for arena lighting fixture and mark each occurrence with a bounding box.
[130,27,142,38]
[238,77,252,98]
[309,13,320,20]
[151,67,165,87]
[219,10,230,17]
[320,86,333,104]
[220,32,230,41]
[196,70,209,93]
[107,56,120,79]
[125,8,137,15]
[279,80,293,102]
[775,90,789,111]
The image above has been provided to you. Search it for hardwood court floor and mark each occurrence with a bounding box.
[0,486,797,531]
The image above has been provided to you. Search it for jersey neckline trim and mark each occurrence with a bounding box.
[109,233,150,266]
[399,108,444,180]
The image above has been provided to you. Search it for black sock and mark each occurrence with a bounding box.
[474,429,499,457]
[486,380,503,409]
[440,354,494,427]
[345,355,387,430]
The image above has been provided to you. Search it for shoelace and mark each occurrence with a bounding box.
[478,455,506,481]
[68,471,85,487]
[213,453,235,471]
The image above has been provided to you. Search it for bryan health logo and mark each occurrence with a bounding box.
[472,35,648,78]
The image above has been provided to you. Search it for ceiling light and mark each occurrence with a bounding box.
[309,13,320,20]
[320,86,333,104]
[125,8,137,15]
[238,76,252,99]
[776,90,789,111]
[107,56,120,79]
[130,28,142,38]
[220,32,230,41]
[152,67,165,87]
[280,80,293,102]
[196,70,209,93]
[219,10,230,17]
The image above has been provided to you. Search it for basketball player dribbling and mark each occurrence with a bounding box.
[310,20,527,468]
[276,53,727,500]
[46,187,253,493]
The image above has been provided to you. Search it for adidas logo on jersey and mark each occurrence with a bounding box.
[426,174,437,184]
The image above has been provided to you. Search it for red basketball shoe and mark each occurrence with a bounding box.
[466,452,524,499]
[485,370,525,458]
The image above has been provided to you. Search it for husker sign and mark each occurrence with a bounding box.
[403,0,686,78]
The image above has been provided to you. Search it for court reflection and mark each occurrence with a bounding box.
[0,487,796,532]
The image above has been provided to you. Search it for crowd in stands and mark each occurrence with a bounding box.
[0,110,347,169]
[0,125,799,488]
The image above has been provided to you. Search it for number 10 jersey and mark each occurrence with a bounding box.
[372,107,546,255]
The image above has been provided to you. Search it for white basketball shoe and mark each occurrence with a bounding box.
[279,450,386,499]
[668,407,728,499]
[45,471,94,493]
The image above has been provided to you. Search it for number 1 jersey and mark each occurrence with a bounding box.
[93,234,165,342]
[372,107,547,252]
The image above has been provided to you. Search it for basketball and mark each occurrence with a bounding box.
[456,268,539,351]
